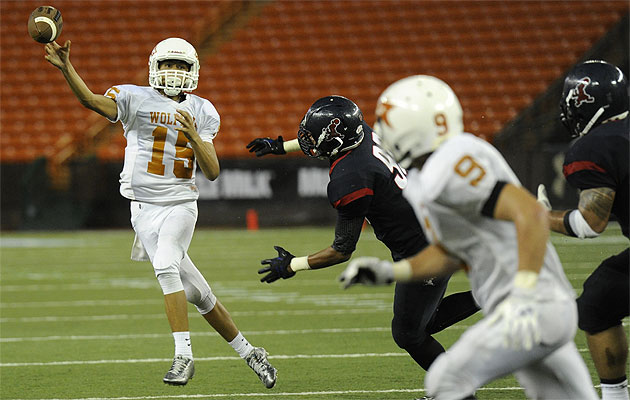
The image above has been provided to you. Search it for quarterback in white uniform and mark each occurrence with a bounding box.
[44,37,277,388]
[339,75,598,399]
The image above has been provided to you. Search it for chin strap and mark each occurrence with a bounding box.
[579,107,606,136]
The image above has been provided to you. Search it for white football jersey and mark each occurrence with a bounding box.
[403,133,574,313]
[105,85,219,203]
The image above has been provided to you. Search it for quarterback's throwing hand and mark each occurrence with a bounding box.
[258,246,296,283]
[44,40,71,70]
[246,136,286,157]
[338,257,394,289]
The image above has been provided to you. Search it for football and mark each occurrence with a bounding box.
[27,5,63,43]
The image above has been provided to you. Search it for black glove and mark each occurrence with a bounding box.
[246,136,286,157]
[258,245,296,283]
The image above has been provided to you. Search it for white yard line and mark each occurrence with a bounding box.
[0,352,409,367]
[0,326,392,343]
[0,344,598,368]
[3,386,532,400]
[0,293,394,309]
[0,308,392,323]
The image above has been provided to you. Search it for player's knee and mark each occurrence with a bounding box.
[182,280,215,313]
[391,319,427,350]
[156,271,184,295]
[181,275,216,314]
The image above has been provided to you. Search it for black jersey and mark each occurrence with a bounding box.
[327,123,427,260]
[563,118,629,237]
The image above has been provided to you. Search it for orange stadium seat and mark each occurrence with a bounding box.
[1,0,627,163]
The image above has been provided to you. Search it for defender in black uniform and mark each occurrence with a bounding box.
[247,96,480,373]
[537,60,629,400]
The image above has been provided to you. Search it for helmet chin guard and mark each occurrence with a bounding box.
[149,38,200,95]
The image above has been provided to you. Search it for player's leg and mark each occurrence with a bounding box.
[425,297,580,399]
[178,253,278,388]
[426,290,480,335]
[515,341,599,400]
[391,278,449,370]
[577,249,629,400]
[131,201,198,385]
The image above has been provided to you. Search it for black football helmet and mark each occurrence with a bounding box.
[560,60,629,137]
[297,95,365,159]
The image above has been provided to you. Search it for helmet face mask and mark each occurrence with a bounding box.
[560,60,629,137]
[149,38,200,96]
[298,96,365,159]
[375,75,464,168]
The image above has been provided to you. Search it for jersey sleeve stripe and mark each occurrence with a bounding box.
[332,188,374,208]
[481,181,507,218]
[563,160,606,177]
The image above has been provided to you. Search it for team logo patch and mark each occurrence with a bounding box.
[571,77,595,108]
[323,118,343,140]
[376,101,394,128]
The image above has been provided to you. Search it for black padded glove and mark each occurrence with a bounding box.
[258,245,296,283]
[246,136,286,157]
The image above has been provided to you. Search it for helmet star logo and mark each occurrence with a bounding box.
[376,101,395,127]
[572,77,595,108]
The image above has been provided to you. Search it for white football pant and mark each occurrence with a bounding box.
[130,200,216,314]
[425,297,598,400]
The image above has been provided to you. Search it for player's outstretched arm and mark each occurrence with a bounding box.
[257,245,351,284]
[537,184,612,238]
[246,137,301,157]
[338,245,462,288]
[44,40,117,120]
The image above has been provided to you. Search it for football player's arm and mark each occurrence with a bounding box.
[44,41,117,120]
[288,195,369,273]
[548,187,614,238]
[494,183,549,275]
[292,214,364,271]
[246,136,301,157]
[175,110,220,181]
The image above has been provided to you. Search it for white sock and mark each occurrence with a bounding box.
[229,332,254,359]
[601,379,629,400]
[173,331,193,358]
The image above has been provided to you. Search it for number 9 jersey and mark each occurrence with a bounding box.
[104,85,220,203]
[402,133,575,314]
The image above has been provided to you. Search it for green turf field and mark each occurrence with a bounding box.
[1,226,628,400]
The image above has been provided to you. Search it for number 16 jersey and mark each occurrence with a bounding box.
[105,85,220,203]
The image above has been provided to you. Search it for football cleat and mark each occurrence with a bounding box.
[245,347,277,388]
[163,355,194,386]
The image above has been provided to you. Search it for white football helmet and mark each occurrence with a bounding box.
[148,38,200,96]
[375,75,464,168]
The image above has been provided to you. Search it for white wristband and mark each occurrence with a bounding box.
[568,209,600,239]
[290,256,310,272]
[283,139,301,153]
[392,259,412,282]
[513,270,538,289]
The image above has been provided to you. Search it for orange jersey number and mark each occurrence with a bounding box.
[454,155,486,186]
[148,126,195,178]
